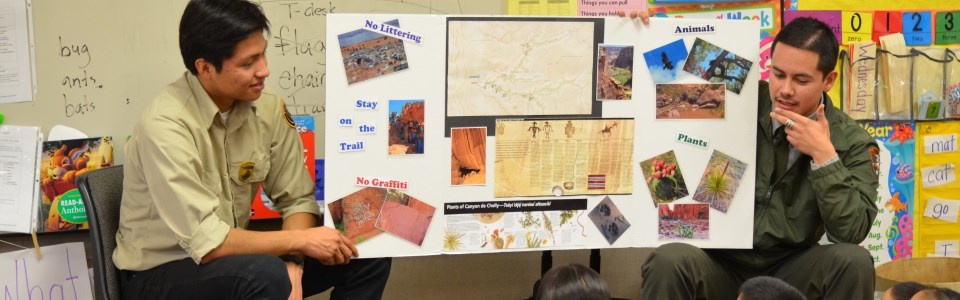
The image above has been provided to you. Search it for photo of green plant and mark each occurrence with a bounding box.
[692,150,748,213]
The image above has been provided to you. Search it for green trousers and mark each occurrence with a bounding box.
[640,243,875,300]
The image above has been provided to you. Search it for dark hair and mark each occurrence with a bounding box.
[887,281,929,300]
[738,276,807,300]
[535,264,611,300]
[772,17,839,78]
[921,287,960,300]
[179,0,270,75]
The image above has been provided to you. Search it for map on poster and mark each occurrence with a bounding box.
[447,20,597,117]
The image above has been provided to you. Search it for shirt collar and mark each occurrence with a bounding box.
[184,72,257,128]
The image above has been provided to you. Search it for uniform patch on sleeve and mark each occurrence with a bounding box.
[869,146,881,178]
[280,99,295,129]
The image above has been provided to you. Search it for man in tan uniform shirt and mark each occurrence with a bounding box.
[115,1,390,299]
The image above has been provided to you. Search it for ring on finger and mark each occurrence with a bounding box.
[785,119,795,129]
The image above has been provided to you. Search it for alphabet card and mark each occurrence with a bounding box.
[931,240,959,257]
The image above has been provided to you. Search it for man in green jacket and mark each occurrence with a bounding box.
[640,17,880,300]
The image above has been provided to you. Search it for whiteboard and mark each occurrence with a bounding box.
[0,0,503,161]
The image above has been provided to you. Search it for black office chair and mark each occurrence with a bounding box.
[76,165,124,300]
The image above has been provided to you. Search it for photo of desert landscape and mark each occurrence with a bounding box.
[596,44,633,100]
[451,127,486,185]
[658,203,709,240]
[389,99,425,155]
[655,83,725,119]
[338,19,410,84]
[328,187,387,244]
[377,190,436,246]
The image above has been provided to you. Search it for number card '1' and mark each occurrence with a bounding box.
[873,11,902,45]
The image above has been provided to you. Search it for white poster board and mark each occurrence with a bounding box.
[0,242,93,299]
[325,15,759,257]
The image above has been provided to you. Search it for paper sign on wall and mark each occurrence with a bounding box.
[935,11,960,45]
[507,0,577,16]
[842,11,874,45]
[578,0,646,17]
[932,240,959,257]
[873,11,902,44]
[785,10,841,44]
[920,163,956,188]
[0,242,93,299]
[923,197,959,223]
[923,133,958,155]
[901,11,932,46]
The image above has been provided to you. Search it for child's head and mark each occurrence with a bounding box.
[910,287,960,300]
[535,263,610,300]
[737,276,806,300]
[882,281,928,300]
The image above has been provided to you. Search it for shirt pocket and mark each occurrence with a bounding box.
[200,170,222,196]
[227,156,271,186]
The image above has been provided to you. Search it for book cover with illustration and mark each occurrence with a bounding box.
[251,115,316,220]
[38,136,114,232]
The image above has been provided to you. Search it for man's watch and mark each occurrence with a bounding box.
[279,254,304,268]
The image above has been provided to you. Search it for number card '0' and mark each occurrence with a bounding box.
[842,11,874,45]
